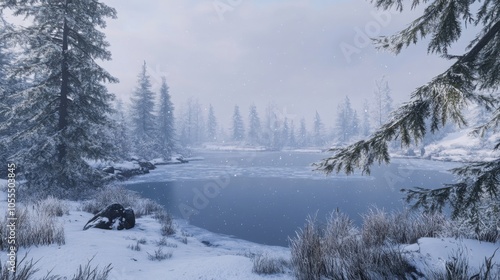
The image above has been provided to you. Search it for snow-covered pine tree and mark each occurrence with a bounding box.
[372,76,393,127]
[157,77,175,159]
[335,96,359,143]
[178,98,204,146]
[232,105,245,142]
[298,118,308,147]
[0,0,117,196]
[207,104,218,142]
[0,22,19,176]
[289,120,297,148]
[130,61,157,159]
[247,104,261,145]
[313,111,325,146]
[316,0,500,237]
[281,117,290,148]
[361,99,371,137]
[111,99,131,159]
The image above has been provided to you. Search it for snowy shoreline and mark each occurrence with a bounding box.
[0,150,499,279]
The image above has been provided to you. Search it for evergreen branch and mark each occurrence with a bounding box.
[403,158,500,217]
[402,185,454,213]
[316,59,481,175]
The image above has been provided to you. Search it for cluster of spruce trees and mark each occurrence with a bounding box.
[122,62,175,161]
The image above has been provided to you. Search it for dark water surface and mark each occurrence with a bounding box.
[125,150,458,246]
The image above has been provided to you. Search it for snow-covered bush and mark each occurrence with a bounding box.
[155,210,175,236]
[81,185,163,217]
[127,242,142,251]
[362,207,447,246]
[290,216,324,280]
[291,210,422,280]
[147,247,172,261]
[0,254,112,280]
[37,196,69,217]
[252,253,288,275]
[0,206,65,249]
[71,259,112,280]
[0,253,39,280]
[445,196,500,242]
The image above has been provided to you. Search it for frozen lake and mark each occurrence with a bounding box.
[125,150,460,246]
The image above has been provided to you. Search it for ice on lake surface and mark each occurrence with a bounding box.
[124,151,461,184]
[124,151,375,184]
[125,151,460,246]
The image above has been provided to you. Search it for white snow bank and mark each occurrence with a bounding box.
[406,237,500,275]
[424,129,500,162]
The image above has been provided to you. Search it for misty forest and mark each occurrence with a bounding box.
[0,0,500,279]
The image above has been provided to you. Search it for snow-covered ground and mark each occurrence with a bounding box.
[1,175,500,279]
[424,129,500,162]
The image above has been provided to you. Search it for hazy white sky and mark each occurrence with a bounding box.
[99,0,452,129]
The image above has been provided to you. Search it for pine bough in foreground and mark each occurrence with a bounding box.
[316,0,500,241]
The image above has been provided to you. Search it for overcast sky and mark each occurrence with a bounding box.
[101,0,452,129]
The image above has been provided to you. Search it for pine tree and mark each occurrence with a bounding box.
[270,113,283,150]
[313,111,324,146]
[247,104,261,145]
[111,99,131,159]
[0,23,19,174]
[207,104,218,142]
[316,0,500,236]
[372,77,393,127]
[336,96,360,144]
[281,117,290,147]
[157,77,175,159]
[178,98,204,146]
[362,99,371,137]
[130,61,157,159]
[232,105,245,142]
[298,118,308,147]
[0,0,117,195]
[289,120,297,148]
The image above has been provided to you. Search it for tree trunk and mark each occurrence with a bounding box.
[58,8,70,163]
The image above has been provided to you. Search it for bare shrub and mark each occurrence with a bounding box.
[0,254,112,280]
[1,206,65,248]
[291,210,422,280]
[37,196,69,217]
[362,207,446,246]
[252,253,288,275]
[0,253,40,280]
[147,247,172,261]
[155,237,177,248]
[362,208,390,246]
[127,242,141,251]
[155,210,175,236]
[290,216,324,280]
[70,258,112,280]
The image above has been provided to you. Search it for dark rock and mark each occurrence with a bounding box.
[176,157,189,164]
[115,168,146,179]
[121,208,136,229]
[102,166,115,174]
[83,203,136,231]
[138,161,156,170]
